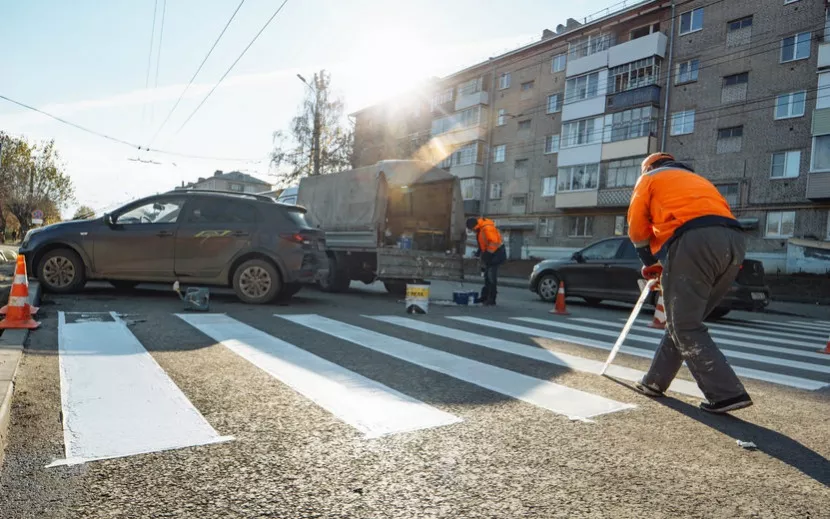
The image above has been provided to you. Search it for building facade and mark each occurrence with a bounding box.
[352,0,830,271]
[175,170,272,194]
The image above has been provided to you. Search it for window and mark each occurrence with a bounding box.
[718,126,743,139]
[552,53,567,73]
[582,239,621,260]
[608,57,661,94]
[431,88,453,111]
[460,178,483,201]
[441,142,481,168]
[542,176,557,197]
[569,216,593,237]
[630,23,660,40]
[518,119,532,133]
[781,32,811,62]
[765,211,795,238]
[716,184,739,207]
[557,163,600,192]
[539,218,554,238]
[717,126,743,154]
[562,116,604,147]
[728,16,752,31]
[515,159,529,178]
[116,198,185,225]
[186,198,259,224]
[457,77,483,97]
[771,150,801,179]
[827,212,830,241]
[565,71,601,103]
[670,110,695,135]
[544,134,560,154]
[723,72,748,86]
[676,59,699,84]
[775,91,806,119]
[512,195,527,207]
[497,108,507,126]
[498,72,511,89]
[490,182,503,200]
[818,72,830,110]
[568,33,614,60]
[679,8,704,35]
[606,157,644,188]
[784,0,800,4]
[614,216,629,236]
[811,135,830,172]
[431,106,482,135]
[493,144,506,163]
[521,81,535,91]
[228,183,244,192]
[602,106,657,143]
[546,93,562,114]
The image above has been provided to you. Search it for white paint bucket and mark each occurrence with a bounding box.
[405,284,430,314]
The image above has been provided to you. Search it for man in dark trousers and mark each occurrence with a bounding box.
[628,152,752,414]
[467,217,506,306]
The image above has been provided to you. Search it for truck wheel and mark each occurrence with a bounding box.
[318,257,350,293]
[38,248,87,294]
[233,259,281,304]
[383,281,408,296]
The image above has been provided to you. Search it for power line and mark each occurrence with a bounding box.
[147,0,247,148]
[154,0,168,91]
[0,93,266,162]
[142,0,159,129]
[174,0,291,135]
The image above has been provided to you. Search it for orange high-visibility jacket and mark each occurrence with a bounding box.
[628,164,740,257]
[474,217,504,253]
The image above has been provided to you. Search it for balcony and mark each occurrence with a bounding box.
[463,200,481,215]
[606,84,661,111]
[455,90,489,112]
[806,172,830,200]
[555,190,599,208]
[813,107,830,135]
[602,136,657,161]
[819,41,830,69]
[598,188,633,207]
[608,32,668,68]
[449,164,485,180]
[562,95,607,122]
[567,50,609,77]
[558,143,603,167]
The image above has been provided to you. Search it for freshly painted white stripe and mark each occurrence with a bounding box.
[370,315,703,398]
[573,317,829,359]
[13,274,27,284]
[178,313,460,438]
[650,318,825,342]
[788,320,830,331]
[7,296,27,307]
[615,317,827,344]
[748,319,829,333]
[280,315,635,420]
[514,317,830,375]
[50,312,232,467]
[449,317,827,391]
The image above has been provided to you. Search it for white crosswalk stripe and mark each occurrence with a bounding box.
[747,319,830,334]
[280,314,636,420]
[449,316,828,391]
[679,319,823,342]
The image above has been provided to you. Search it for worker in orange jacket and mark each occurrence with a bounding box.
[467,217,506,306]
[628,152,752,414]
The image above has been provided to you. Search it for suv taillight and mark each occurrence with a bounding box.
[280,233,311,246]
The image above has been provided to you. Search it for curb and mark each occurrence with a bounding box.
[0,281,41,468]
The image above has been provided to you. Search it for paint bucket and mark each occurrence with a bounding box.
[405,283,430,314]
[452,291,469,305]
[398,235,413,250]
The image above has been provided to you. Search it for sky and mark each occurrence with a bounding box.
[1,0,621,217]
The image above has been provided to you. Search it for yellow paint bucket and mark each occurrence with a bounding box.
[405,284,430,314]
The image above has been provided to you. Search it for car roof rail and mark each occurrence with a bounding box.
[164,189,277,203]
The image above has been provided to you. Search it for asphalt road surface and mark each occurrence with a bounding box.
[1,280,828,519]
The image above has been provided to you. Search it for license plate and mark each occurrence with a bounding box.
[751,292,766,301]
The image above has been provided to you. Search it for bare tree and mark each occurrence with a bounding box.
[270,70,354,184]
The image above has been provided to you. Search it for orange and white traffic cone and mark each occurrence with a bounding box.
[648,292,666,329]
[0,255,40,330]
[549,281,570,316]
[819,334,830,355]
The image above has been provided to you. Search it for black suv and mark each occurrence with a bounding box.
[19,190,328,304]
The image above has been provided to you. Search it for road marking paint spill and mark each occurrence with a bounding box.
[370,316,703,398]
[50,312,232,467]
[448,317,827,391]
[280,314,635,420]
[178,313,460,438]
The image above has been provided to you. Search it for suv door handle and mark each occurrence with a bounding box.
[156,230,174,237]
[232,231,249,237]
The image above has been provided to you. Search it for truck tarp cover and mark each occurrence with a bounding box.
[297,160,466,241]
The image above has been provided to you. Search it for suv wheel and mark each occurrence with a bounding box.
[536,273,559,302]
[233,259,281,304]
[38,248,86,294]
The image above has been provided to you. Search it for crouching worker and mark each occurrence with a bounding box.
[467,217,506,306]
[628,152,752,414]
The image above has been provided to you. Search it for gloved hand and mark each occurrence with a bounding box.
[641,263,663,280]
[473,249,482,258]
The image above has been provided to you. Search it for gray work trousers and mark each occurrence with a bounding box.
[642,226,748,402]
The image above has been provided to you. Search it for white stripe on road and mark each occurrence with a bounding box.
[613,317,827,345]
[698,319,826,342]
[370,316,703,398]
[449,317,827,391]
[514,317,830,376]
[573,318,830,360]
[280,315,635,420]
[748,320,830,333]
[178,313,460,438]
[788,320,830,331]
[50,312,232,467]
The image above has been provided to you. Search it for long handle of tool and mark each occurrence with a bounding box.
[600,278,658,376]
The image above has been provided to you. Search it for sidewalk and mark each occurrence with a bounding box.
[499,276,829,320]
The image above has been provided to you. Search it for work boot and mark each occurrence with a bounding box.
[699,393,753,414]
[634,380,664,398]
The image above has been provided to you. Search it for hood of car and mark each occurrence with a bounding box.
[24,218,102,240]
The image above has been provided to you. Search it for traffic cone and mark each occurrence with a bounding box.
[0,255,40,330]
[549,281,570,316]
[648,292,666,329]
[819,334,830,355]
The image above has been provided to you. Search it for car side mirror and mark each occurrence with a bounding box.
[572,252,584,263]
[104,213,114,227]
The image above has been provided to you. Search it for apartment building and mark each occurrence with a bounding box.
[351,0,830,272]
[175,170,272,194]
